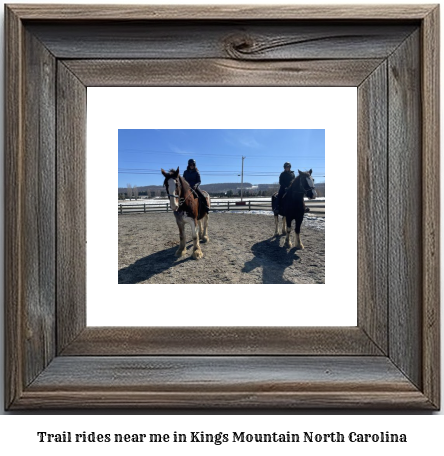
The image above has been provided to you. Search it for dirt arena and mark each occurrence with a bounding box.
[118,212,325,284]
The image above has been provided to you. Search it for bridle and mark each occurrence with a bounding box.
[165,176,194,208]
[292,175,316,196]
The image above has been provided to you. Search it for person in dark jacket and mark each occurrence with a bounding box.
[183,159,209,213]
[274,162,295,215]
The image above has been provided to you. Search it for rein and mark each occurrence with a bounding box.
[179,192,194,207]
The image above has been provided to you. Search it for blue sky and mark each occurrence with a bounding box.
[118,129,325,188]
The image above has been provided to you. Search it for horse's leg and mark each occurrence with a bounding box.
[202,195,210,242]
[294,213,304,250]
[282,216,287,235]
[191,218,203,259]
[198,219,203,240]
[201,213,209,242]
[285,218,293,248]
[274,215,279,235]
[175,220,186,257]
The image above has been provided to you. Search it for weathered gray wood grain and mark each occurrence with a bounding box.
[357,62,388,354]
[5,4,24,410]
[4,4,440,410]
[56,62,87,353]
[17,390,433,410]
[7,4,436,20]
[28,356,419,389]
[21,28,57,387]
[27,22,416,60]
[421,7,440,409]
[15,356,432,409]
[388,31,422,389]
[64,59,384,87]
[5,8,58,409]
[61,327,382,356]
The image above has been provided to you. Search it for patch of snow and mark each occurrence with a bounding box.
[302,216,326,230]
[213,210,325,229]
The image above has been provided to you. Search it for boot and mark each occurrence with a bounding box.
[200,197,210,214]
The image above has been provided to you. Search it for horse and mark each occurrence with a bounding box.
[161,167,210,260]
[271,169,317,249]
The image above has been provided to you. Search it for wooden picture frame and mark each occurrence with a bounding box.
[5,4,440,410]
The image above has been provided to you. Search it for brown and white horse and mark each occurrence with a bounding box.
[161,167,210,260]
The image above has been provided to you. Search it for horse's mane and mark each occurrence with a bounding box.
[179,174,192,194]
[288,174,301,189]
[288,170,313,190]
[162,168,192,196]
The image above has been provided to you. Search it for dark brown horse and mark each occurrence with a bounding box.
[161,167,210,259]
[272,169,317,249]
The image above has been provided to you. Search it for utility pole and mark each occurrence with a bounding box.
[241,156,245,202]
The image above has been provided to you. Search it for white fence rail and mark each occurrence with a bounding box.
[118,199,325,215]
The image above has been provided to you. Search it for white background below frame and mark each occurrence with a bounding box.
[86,87,357,326]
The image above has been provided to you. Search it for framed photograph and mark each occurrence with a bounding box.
[92,89,354,327]
[5,4,440,409]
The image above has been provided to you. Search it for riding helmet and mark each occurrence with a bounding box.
[283,162,291,168]
[188,159,196,166]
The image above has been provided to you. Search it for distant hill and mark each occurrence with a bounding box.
[315,182,325,197]
[118,185,163,194]
[201,183,252,193]
[119,181,324,197]
[118,182,253,196]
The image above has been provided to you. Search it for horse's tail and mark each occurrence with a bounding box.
[201,190,211,209]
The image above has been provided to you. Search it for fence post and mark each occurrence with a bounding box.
[120,204,122,215]
[227,201,230,211]
[166,203,169,212]
[144,203,146,213]
[248,200,251,211]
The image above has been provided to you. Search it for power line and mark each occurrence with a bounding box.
[120,169,323,173]
[119,149,325,160]
[118,171,325,177]
[119,168,323,173]
[121,163,321,170]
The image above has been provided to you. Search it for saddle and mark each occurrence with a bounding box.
[273,191,310,214]
[191,188,207,218]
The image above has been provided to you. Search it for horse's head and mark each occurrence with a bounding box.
[161,167,180,211]
[297,169,317,200]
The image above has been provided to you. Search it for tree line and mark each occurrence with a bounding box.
[119,182,324,200]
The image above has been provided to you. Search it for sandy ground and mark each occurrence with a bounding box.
[118,212,325,284]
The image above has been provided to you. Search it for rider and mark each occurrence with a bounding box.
[274,162,295,215]
[183,159,210,213]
